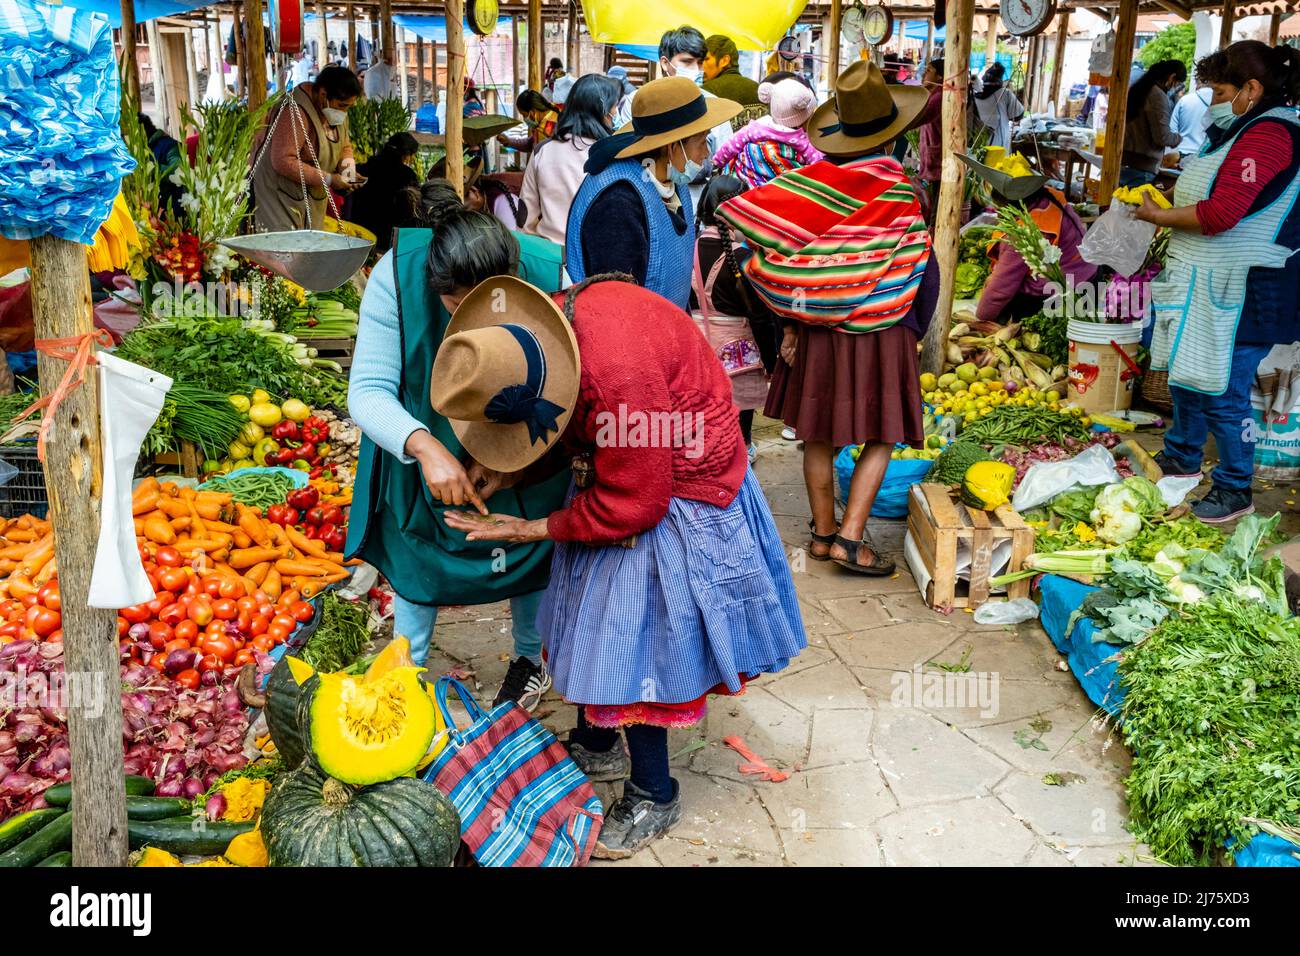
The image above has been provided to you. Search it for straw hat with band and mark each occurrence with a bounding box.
[807,60,929,155]
[430,276,580,473]
[955,153,1047,202]
[585,76,741,174]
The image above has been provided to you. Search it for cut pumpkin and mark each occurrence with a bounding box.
[224,828,269,867]
[308,666,436,785]
[285,655,316,685]
[133,847,182,867]
[364,636,415,683]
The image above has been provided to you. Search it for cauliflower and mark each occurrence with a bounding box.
[1167,575,1205,604]
[1089,479,1162,545]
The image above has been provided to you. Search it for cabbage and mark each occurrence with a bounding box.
[1089,477,1165,545]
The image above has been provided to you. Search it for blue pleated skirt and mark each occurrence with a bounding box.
[538,468,807,707]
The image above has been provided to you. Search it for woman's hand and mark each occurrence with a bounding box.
[1133,193,1163,224]
[442,511,550,543]
[405,430,486,513]
[330,172,360,192]
[466,459,517,501]
[779,327,798,366]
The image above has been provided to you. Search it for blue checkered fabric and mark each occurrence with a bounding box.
[539,468,806,705]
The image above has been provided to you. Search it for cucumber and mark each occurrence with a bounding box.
[43,775,155,807]
[125,797,192,820]
[127,817,254,856]
[0,809,64,854]
[36,851,71,867]
[0,812,72,868]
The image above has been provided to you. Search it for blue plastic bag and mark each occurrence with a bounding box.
[835,446,933,519]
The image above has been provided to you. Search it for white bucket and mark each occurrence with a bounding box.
[1067,320,1143,414]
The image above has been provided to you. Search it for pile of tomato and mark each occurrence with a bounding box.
[0,581,63,643]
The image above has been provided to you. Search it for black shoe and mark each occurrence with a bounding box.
[1152,451,1201,480]
[492,657,551,712]
[563,735,630,782]
[1192,485,1254,524]
[593,780,682,860]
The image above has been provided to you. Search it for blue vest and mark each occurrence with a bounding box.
[565,159,695,310]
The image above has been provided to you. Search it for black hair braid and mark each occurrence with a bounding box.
[562,273,636,323]
[713,216,759,316]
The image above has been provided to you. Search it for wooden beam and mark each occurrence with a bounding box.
[232,1,246,96]
[511,13,521,101]
[380,0,394,60]
[922,0,975,376]
[246,0,267,108]
[1024,34,1040,112]
[924,16,934,66]
[1151,0,1191,18]
[120,2,140,103]
[316,0,330,66]
[348,4,357,72]
[27,235,128,867]
[829,0,842,82]
[184,26,200,109]
[1269,11,1281,45]
[985,13,997,65]
[416,34,426,106]
[447,0,466,197]
[399,26,409,106]
[1049,13,1069,114]
[566,0,579,74]
[1219,0,1236,47]
[527,0,542,92]
[1099,0,1138,207]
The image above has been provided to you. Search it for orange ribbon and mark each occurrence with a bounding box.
[7,329,114,462]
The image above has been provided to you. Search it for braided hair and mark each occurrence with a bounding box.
[696,174,758,314]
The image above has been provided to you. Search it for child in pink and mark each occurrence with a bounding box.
[712,77,824,189]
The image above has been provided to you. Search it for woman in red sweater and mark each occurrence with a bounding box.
[440,274,806,859]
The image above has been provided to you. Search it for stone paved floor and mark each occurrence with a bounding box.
[422,416,1161,867]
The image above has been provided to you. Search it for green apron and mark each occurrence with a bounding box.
[344,227,570,606]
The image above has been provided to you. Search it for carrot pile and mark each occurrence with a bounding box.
[0,515,56,600]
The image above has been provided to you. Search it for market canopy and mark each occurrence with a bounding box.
[43,0,209,29]
[581,0,807,51]
[392,14,512,42]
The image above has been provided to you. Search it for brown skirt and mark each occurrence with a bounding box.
[765,323,925,448]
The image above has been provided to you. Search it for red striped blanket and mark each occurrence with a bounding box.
[716,156,933,333]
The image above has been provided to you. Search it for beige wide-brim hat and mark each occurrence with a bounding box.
[612,76,742,159]
[807,60,929,155]
[955,153,1047,202]
[430,276,580,473]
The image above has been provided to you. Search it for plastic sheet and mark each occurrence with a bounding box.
[1078,202,1157,280]
[835,447,932,518]
[1011,443,1120,513]
[0,0,136,245]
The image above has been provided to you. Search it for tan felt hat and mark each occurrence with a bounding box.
[430,275,580,473]
[807,60,929,156]
[611,76,742,159]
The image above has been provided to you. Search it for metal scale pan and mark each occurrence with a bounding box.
[217,230,373,291]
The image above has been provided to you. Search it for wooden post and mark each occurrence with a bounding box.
[232,2,247,96]
[246,0,268,108]
[184,26,200,110]
[348,4,357,72]
[566,0,579,75]
[145,21,170,129]
[371,2,380,52]
[921,0,975,377]
[399,27,409,107]
[828,0,842,83]
[511,13,521,101]
[1269,12,1281,46]
[985,13,997,67]
[26,235,129,867]
[527,0,542,91]
[1099,0,1138,207]
[380,0,394,61]
[1049,13,1069,115]
[316,1,329,66]
[1219,0,1235,49]
[447,0,466,198]
[416,35,426,106]
[924,16,934,68]
[119,1,140,103]
[1024,35,1038,113]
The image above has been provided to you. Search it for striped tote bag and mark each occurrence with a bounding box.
[422,677,604,867]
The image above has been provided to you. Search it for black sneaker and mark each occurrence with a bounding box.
[563,735,630,782]
[1152,451,1201,480]
[593,780,682,860]
[492,657,551,712]
[1192,485,1254,524]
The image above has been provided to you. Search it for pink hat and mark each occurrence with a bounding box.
[759,77,817,130]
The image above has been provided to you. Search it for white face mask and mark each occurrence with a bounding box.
[670,63,702,85]
[322,107,347,127]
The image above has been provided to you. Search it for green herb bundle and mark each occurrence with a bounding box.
[1119,595,1300,865]
[300,592,370,674]
[1019,312,1069,366]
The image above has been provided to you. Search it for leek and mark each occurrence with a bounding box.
[990,547,1120,587]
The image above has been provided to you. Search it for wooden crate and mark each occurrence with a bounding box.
[906,482,1035,611]
[305,336,354,373]
[151,439,204,478]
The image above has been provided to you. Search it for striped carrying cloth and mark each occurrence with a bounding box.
[423,677,604,867]
[716,156,932,333]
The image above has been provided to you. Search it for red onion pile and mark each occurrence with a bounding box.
[1000,434,1130,485]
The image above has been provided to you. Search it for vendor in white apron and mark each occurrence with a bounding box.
[1137,41,1300,523]
[251,66,362,232]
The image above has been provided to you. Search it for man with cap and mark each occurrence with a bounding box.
[606,65,636,129]
[567,76,740,309]
[703,34,761,106]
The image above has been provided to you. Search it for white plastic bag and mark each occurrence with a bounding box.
[88,353,173,608]
[1088,32,1115,74]
[1011,443,1121,513]
[973,598,1040,625]
[1079,201,1157,278]
[1157,474,1202,508]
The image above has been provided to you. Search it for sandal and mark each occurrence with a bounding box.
[831,534,896,577]
[807,519,837,562]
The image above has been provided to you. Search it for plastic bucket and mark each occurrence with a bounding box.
[1067,320,1142,414]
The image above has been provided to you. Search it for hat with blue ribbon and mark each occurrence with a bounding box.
[807,60,929,156]
[430,275,581,472]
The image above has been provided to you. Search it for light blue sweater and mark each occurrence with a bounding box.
[347,250,422,464]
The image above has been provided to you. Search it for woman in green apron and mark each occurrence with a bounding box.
[1137,41,1300,523]
[251,66,361,232]
[345,189,570,710]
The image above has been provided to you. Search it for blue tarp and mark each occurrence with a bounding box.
[28,0,210,29]
[835,447,931,519]
[392,14,512,43]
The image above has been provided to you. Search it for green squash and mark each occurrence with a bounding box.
[265,655,314,767]
[261,763,459,867]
